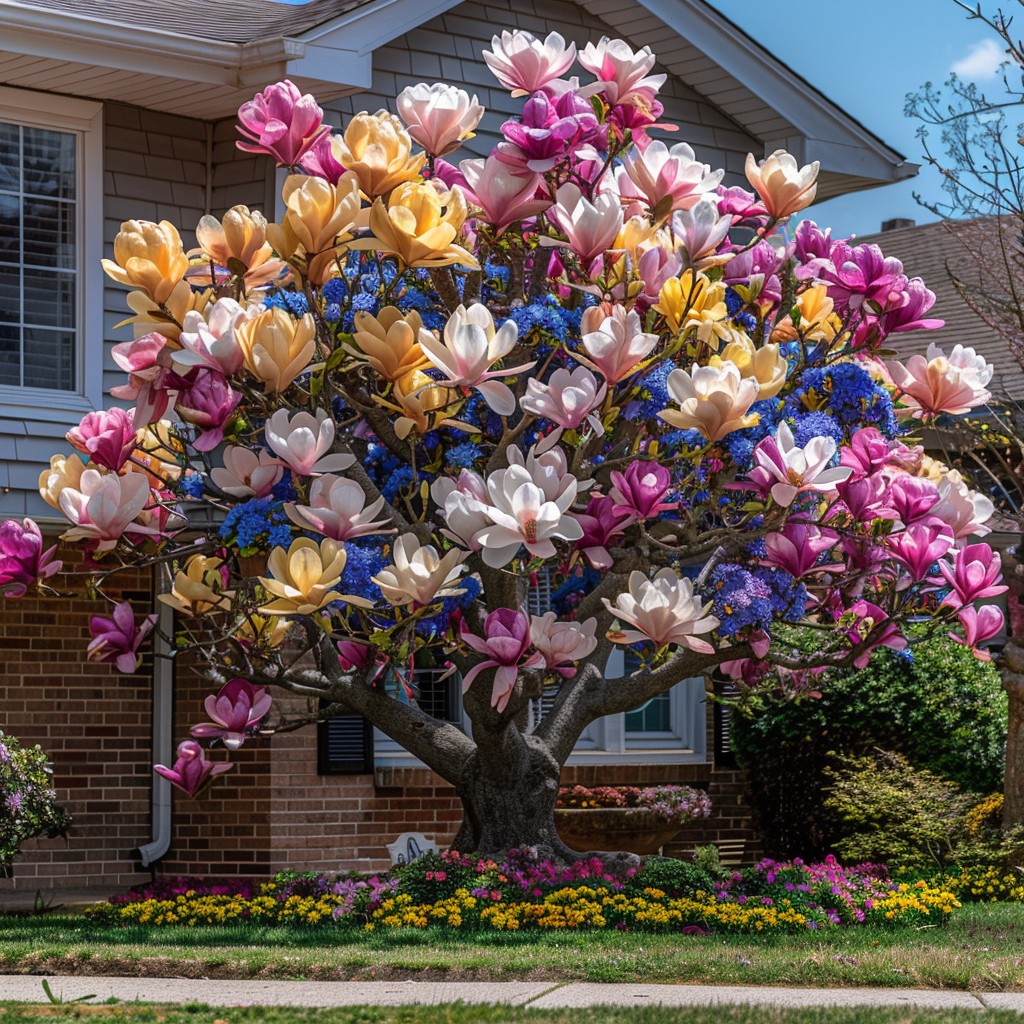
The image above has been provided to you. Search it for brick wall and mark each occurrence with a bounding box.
[0,546,154,891]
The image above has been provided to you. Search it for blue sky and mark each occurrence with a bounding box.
[275,0,998,237]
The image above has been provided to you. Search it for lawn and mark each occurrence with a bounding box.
[0,1004,1022,1024]
[0,903,1021,990]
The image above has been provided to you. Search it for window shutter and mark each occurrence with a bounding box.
[318,712,374,774]
[713,677,739,767]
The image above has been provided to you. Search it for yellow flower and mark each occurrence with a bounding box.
[655,270,734,347]
[356,181,478,270]
[160,555,235,615]
[745,149,819,219]
[267,173,363,284]
[373,369,474,439]
[773,284,841,343]
[193,206,286,288]
[235,612,290,650]
[38,453,88,510]
[102,220,189,305]
[117,281,212,343]
[348,306,431,382]
[235,307,317,393]
[258,538,373,616]
[711,336,787,399]
[332,111,426,199]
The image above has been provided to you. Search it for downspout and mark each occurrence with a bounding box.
[137,596,174,868]
[204,121,213,217]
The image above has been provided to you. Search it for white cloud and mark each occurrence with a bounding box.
[951,37,1006,80]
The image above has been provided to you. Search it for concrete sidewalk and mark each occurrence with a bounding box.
[0,976,1022,1011]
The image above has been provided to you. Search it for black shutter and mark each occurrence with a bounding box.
[318,712,374,774]
[713,677,739,767]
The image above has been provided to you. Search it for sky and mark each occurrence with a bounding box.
[274,0,1002,238]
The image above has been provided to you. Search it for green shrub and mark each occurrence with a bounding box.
[0,730,70,869]
[731,636,1007,858]
[627,856,716,896]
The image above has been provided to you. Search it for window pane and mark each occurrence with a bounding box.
[0,124,18,192]
[625,693,671,733]
[23,127,75,200]
[23,327,74,391]
[0,323,20,385]
[0,264,19,324]
[23,196,75,269]
[0,193,19,264]
[24,268,74,329]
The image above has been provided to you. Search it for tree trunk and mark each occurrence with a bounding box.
[1003,636,1024,828]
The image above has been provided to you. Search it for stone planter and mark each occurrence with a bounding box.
[554,808,681,856]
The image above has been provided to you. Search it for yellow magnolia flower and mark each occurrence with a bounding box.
[236,612,290,650]
[258,538,372,616]
[712,336,788,399]
[160,555,234,615]
[131,421,185,486]
[659,362,760,440]
[745,149,819,219]
[235,307,317,393]
[613,215,656,261]
[116,281,212,342]
[266,173,362,284]
[38,453,88,510]
[193,206,286,288]
[357,181,478,269]
[332,111,426,198]
[654,271,735,348]
[375,370,474,439]
[102,220,189,305]
[348,306,431,382]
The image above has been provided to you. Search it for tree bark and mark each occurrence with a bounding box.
[1003,636,1024,828]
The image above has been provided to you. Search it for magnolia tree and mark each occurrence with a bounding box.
[1,32,1007,859]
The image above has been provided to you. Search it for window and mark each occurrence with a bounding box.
[0,89,103,415]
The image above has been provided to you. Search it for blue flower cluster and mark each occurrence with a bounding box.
[265,291,309,316]
[708,564,773,636]
[271,471,299,502]
[505,297,584,350]
[626,360,677,420]
[786,363,898,438]
[551,564,602,617]
[339,538,388,606]
[445,441,483,469]
[791,410,844,448]
[220,497,293,554]
[178,473,205,498]
[758,566,808,623]
[415,575,483,637]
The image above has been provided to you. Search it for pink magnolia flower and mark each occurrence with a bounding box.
[840,427,891,480]
[529,612,598,677]
[835,474,890,521]
[461,609,545,712]
[265,409,355,477]
[396,83,484,156]
[716,184,769,229]
[883,278,944,334]
[483,30,577,96]
[87,601,157,674]
[298,131,348,184]
[751,423,852,507]
[572,493,631,569]
[337,639,375,672]
[802,241,905,310]
[211,446,284,499]
[459,156,550,232]
[434,468,492,551]
[191,678,272,750]
[952,604,1005,660]
[933,471,994,540]
[154,739,233,798]
[520,366,606,446]
[577,305,659,383]
[547,183,623,264]
[938,542,1007,608]
[110,332,176,428]
[0,518,61,597]
[66,407,137,473]
[604,568,718,652]
[621,141,723,214]
[762,523,838,578]
[635,246,683,309]
[669,200,732,263]
[285,475,392,541]
[608,461,676,521]
[174,298,259,377]
[175,369,242,452]
[236,80,328,166]
[885,474,940,526]
[58,469,155,551]
[886,522,955,582]
[497,89,605,175]
[578,37,666,106]
[844,600,907,669]
[888,343,993,419]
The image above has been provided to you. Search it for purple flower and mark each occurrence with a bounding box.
[190,679,272,750]
[236,80,328,167]
[881,278,945,333]
[802,241,906,311]
[154,739,233,798]
[175,368,242,452]
[497,89,606,173]
[0,518,61,598]
[608,462,677,521]
[87,601,158,674]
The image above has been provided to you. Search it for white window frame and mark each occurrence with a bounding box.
[0,87,104,424]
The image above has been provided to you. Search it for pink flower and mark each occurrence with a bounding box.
[938,542,1008,608]
[888,343,993,419]
[529,612,598,677]
[885,475,940,526]
[835,474,890,521]
[110,332,176,429]
[174,298,256,377]
[211,446,284,499]
[265,409,355,477]
[191,679,272,750]
[572,493,631,569]
[763,523,837,578]
[461,609,544,712]
[285,474,392,541]
[396,83,484,157]
[175,369,242,452]
[577,305,659,383]
[547,183,623,264]
[669,200,732,263]
[751,423,852,507]
[87,601,157,674]
[578,37,666,106]
[236,80,328,166]
[886,522,955,582]
[840,428,891,480]
[802,241,904,310]
[459,156,550,232]
[0,518,61,597]
[520,366,606,445]
[621,141,722,214]
[337,640,375,672]
[604,569,719,652]
[883,278,944,334]
[952,605,1005,660]
[844,601,907,669]
[608,462,676,521]
[298,131,348,184]
[154,739,233,799]
[58,468,155,551]
[483,30,577,96]
[66,407,138,473]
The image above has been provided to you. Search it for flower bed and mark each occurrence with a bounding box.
[87,853,963,934]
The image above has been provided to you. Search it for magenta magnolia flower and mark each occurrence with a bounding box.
[762,522,837,578]
[885,475,940,526]
[792,219,836,263]
[608,461,676,521]
[498,89,605,173]
[952,605,1005,660]
[175,368,242,452]
[882,278,944,333]
[885,522,954,583]
[236,80,328,167]
[572,493,631,569]
[805,241,906,310]
[0,518,61,597]
[840,427,891,479]
[191,679,272,750]
[299,131,348,184]
[154,740,233,798]
[835,474,890,521]
[938,542,1007,608]
[87,601,158,674]
[715,184,768,230]
[66,407,137,472]
[844,601,907,669]
[461,609,545,713]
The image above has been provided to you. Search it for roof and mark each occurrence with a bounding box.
[858,219,1024,398]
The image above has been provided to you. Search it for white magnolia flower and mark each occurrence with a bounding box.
[754,421,853,507]
[603,568,718,652]
[372,533,467,606]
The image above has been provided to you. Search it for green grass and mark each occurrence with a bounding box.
[0,1005,1023,1024]
[0,903,1022,990]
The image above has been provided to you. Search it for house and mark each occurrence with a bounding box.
[0,0,916,892]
